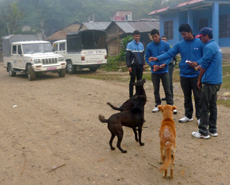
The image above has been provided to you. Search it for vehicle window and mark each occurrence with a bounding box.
[22,43,52,54]
[60,43,65,51]
[12,45,17,54]
[53,43,58,51]
[18,45,22,54]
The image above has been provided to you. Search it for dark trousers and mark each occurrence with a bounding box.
[180,76,201,119]
[168,64,174,98]
[129,65,143,98]
[199,84,221,136]
[151,72,173,106]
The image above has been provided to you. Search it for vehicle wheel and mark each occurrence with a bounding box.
[66,62,76,74]
[8,63,16,76]
[89,67,98,72]
[58,69,66,77]
[27,65,36,81]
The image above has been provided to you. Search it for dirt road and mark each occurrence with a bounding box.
[0,62,229,185]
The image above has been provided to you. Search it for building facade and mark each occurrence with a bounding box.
[149,0,230,51]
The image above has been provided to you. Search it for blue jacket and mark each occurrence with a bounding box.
[157,37,204,78]
[145,40,172,74]
[126,40,145,67]
[198,40,222,85]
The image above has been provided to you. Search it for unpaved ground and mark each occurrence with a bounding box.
[0,62,230,185]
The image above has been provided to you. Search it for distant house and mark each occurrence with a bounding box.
[148,0,230,57]
[46,21,110,43]
[80,22,110,31]
[46,21,81,43]
[112,10,132,21]
[106,21,159,56]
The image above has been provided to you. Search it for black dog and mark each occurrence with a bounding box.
[99,95,146,153]
[107,79,146,112]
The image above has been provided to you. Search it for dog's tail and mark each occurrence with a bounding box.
[107,102,122,111]
[159,141,173,172]
[98,114,109,123]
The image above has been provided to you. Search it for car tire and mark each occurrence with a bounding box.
[58,69,66,77]
[27,65,36,81]
[8,63,16,76]
[66,61,76,74]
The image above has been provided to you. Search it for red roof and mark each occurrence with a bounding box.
[149,0,203,15]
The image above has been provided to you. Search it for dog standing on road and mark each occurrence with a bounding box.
[158,105,177,178]
[99,95,146,153]
[107,79,146,112]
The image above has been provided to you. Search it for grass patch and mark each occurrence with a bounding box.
[217,99,230,107]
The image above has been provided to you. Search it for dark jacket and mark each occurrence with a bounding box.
[126,40,145,67]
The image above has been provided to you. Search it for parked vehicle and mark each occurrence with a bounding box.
[52,29,107,73]
[2,34,66,81]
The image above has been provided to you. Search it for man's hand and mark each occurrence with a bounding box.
[186,60,198,68]
[128,67,132,73]
[149,57,158,62]
[153,65,160,71]
[197,80,202,90]
[160,63,166,68]
[197,65,201,71]
[143,65,145,71]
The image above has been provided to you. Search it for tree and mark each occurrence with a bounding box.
[2,1,23,34]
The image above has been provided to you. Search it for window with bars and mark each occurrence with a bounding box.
[219,14,230,38]
[199,18,208,31]
[164,20,173,40]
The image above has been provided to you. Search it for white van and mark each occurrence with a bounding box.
[53,30,107,73]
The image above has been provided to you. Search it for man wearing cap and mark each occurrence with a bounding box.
[149,24,203,124]
[192,27,222,139]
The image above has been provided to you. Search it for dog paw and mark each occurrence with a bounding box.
[140,142,145,146]
[158,160,163,164]
[122,150,127,153]
[111,147,115,150]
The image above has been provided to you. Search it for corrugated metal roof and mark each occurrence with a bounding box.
[149,0,203,15]
[82,22,110,30]
[114,21,159,33]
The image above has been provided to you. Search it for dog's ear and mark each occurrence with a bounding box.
[158,105,163,112]
[172,105,177,110]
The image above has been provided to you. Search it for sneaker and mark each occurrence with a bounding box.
[173,109,177,114]
[152,106,159,113]
[178,116,193,123]
[197,119,200,125]
[161,97,166,101]
[192,131,210,139]
[210,132,218,137]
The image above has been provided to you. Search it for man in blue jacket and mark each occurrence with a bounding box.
[145,29,175,113]
[126,30,145,98]
[192,27,222,139]
[149,24,203,124]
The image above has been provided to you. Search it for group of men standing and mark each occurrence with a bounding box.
[125,24,223,139]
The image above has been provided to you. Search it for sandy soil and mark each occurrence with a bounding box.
[0,61,229,185]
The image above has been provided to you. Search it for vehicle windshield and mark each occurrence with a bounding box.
[22,43,52,54]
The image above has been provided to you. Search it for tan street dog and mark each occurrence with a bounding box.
[158,105,177,178]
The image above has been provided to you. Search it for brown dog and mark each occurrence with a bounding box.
[99,95,146,153]
[107,79,146,112]
[158,105,177,178]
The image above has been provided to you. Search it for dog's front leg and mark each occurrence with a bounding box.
[132,127,138,142]
[138,126,144,146]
